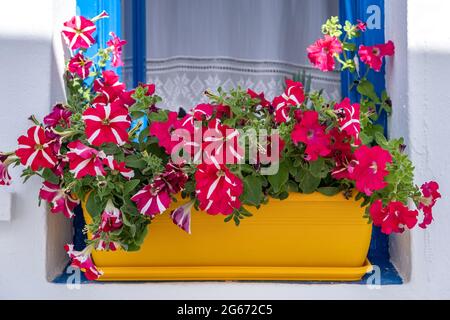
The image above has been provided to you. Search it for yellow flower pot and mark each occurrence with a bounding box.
[82,193,373,281]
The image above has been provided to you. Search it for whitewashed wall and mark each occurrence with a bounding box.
[0,0,449,299]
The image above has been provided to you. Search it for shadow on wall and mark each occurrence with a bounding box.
[0,35,73,284]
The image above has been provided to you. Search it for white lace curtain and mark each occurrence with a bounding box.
[123,0,340,111]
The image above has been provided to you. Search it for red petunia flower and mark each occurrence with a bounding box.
[370,200,418,235]
[102,156,134,180]
[291,111,331,161]
[106,32,127,67]
[418,181,441,229]
[65,244,103,280]
[68,52,92,79]
[307,35,343,72]
[44,104,72,129]
[214,104,232,119]
[358,41,395,72]
[62,16,96,51]
[66,140,106,178]
[93,70,126,102]
[158,163,188,194]
[248,89,270,108]
[195,163,243,215]
[329,128,356,180]
[203,119,244,166]
[334,98,361,138]
[272,96,291,124]
[82,102,131,146]
[350,145,392,196]
[99,199,123,232]
[282,79,305,106]
[131,184,171,217]
[16,126,58,171]
[39,182,79,218]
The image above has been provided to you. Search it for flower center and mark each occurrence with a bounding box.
[370,161,378,173]
[102,118,110,125]
[307,129,315,139]
[372,47,381,56]
[35,144,44,151]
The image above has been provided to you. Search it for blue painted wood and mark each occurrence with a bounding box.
[130,0,148,141]
[77,0,123,78]
[339,0,399,282]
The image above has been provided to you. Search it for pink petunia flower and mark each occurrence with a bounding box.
[272,96,291,124]
[16,126,58,171]
[68,52,93,79]
[39,182,79,218]
[350,145,392,196]
[307,35,343,72]
[418,181,441,229]
[334,98,361,138]
[291,111,331,161]
[65,244,103,280]
[358,41,395,72]
[66,140,106,178]
[149,111,184,155]
[61,16,96,51]
[195,163,243,215]
[357,20,367,32]
[106,32,127,67]
[370,200,418,235]
[102,156,134,180]
[82,102,131,146]
[93,70,126,102]
[44,104,72,129]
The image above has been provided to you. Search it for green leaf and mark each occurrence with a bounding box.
[124,179,141,195]
[85,192,106,218]
[125,155,147,169]
[357,80,380,103]
[42,168,59,184]
[241,175,263,207]
[268,162,289,193]
[318,187,340,196]
[309,158,329,178]
[298,170,321,194]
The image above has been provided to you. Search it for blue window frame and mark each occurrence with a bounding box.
[69,0,402,284]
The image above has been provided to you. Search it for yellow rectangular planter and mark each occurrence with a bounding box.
[82,193,372,281]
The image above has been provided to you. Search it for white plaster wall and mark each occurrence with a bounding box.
[0,0,450,299]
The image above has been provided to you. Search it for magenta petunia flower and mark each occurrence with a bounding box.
[419,181,441,229]
[39,181,79,218]
[0,154,13,186]
[195,163,243,215]
[44,104,72,129]
[102,156,134,180]
[16,126,58,171]
[99,199,123,232]
[65,244,103,280]
[93,70,126,102]
[171,200,194,234]
[66,140,106,178]
[291,111,331,161]
[334,98,361,138]
[350,145,392,196]
[82,102,131,146]
[68,52,93,79]
[131,184,171,217]
[370,200,418,235]
[62,16,96,51]
[307,35,343,72]
[358,41,395,72]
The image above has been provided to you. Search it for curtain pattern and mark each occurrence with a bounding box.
[123,0,340,111]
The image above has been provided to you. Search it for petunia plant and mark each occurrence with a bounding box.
[0,14,441,280]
